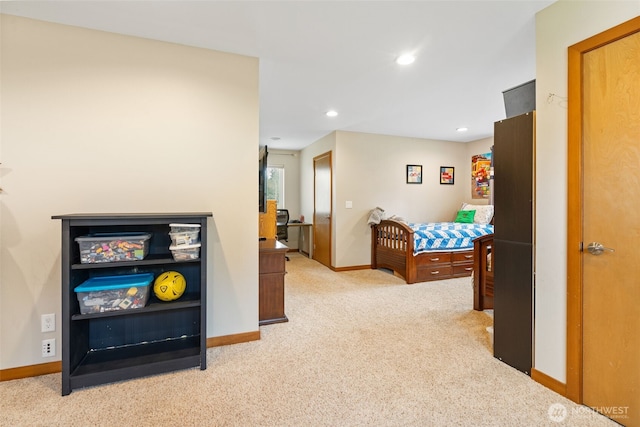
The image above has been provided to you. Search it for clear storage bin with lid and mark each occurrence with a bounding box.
[169,223,201,247]
[170,243,201,261]
[74,273,154,314]
[75,232,151,264]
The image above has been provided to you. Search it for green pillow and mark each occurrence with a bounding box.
[454,209,476,223]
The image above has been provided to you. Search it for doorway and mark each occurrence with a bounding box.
[313,151,332,268]
[567,16,640,427]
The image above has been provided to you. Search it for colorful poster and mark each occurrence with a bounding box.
[472,153,491,199]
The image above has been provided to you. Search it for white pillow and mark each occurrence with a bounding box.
[461,203,494,224]
[387,214,408,224]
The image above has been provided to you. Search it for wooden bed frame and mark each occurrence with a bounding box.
[370,220,475,284]
[473,233,494,310]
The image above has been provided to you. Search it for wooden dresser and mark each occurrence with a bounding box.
[259,239,289,325]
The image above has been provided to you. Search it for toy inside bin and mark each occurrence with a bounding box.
[74,273,154,314]
[169,223,201,247]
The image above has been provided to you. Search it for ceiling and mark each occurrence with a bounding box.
[0,1,555,150]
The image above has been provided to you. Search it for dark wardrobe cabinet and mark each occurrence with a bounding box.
[493,112,535,375]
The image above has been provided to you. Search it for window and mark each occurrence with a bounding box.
[266,166,285,209]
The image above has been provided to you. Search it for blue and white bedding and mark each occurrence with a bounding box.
[408,222,494,255]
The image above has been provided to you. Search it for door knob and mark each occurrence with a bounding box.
[586,242,615,255]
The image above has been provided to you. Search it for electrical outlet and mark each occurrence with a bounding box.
[41,313,55,332]
[42,338,55,357]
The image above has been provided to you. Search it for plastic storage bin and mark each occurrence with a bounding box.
[170,243,201,261]
[75,232,151,264]
[169,230,200,247]
[169,223,201,233]
[168,223,201,249]
[74,273,154,314]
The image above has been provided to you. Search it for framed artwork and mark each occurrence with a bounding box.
[440,166,455,185]
[471,152,492,199]
[406,165,422,184]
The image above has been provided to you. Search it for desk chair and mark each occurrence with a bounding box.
[276,209,290,260]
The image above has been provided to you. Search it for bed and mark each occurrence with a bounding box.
[370,211,494,284]
[473,233,494,310]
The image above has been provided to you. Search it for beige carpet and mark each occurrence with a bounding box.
[1,253,618,426]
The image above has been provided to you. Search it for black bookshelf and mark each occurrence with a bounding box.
[52,213,211,395]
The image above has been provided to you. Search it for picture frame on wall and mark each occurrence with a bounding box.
[472,152,491,198]
[440,166,455,185]
[406,165,422,184]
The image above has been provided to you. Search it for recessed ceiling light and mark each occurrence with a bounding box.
[396,53,416,65]
[326,110,338,117]
[457,127,468,132]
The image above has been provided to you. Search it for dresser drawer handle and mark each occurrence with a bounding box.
[465,255,473,259]
[465,267,473,271]
[431,270,440,275]
[430,258,440,262]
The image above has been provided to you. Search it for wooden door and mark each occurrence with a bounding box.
[313,152,332,268]
[567,17,640,427]
[583,29,640,426]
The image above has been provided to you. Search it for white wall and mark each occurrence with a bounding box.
[534,1,639,382]
[301,130,493,268]
[0,15,259,370]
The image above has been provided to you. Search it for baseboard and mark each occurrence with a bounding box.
[0,360,61,382]
[1,330,261,382]
[206,330,260,347]
[531,367,567,397]
[333,264,371,272]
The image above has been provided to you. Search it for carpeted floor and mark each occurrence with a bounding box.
[0,253,618,426]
